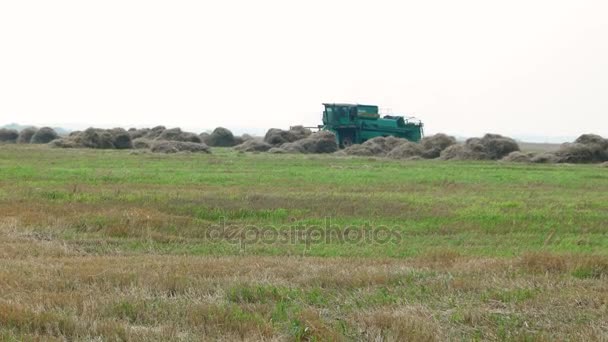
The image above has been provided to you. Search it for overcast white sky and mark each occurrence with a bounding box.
[1,0,607,140]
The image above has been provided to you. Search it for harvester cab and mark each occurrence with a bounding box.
[320,103,423,148]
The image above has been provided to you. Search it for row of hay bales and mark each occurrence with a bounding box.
[502,134,608,164]
[5,123,606,164]
[0,127,59,144]
[232,129,519,160]
[48,126,254,153]
[233,128,608,165]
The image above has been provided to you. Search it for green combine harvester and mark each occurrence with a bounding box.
[319,103,423,147]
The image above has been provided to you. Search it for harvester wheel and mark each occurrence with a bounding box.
[341,136,353,148]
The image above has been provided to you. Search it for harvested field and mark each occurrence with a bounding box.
[0,145,607,340]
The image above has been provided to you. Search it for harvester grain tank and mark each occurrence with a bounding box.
[320,103,423,147]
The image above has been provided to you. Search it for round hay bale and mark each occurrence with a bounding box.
[155,128,202,143]
[98,131,116,149]
[440,143,488,160]
[502,151,535,163]
[233,139,272,152]
[277,131,338,154]
[552,143,595,163]
[132,138,153,149]
[206,127,236,147]
[30,127,59,144]
[150,141,211,154]
[572,134,608,162]
[574,134,608,147]
[600,161,608,167]
[157,128,182,141]
[17,127,38,143]
[370,136,409,153]
[386,142,424,159]
[109,128,133,149]
[74,128,101,148]
[342,136,407,156]
[264,128,298,145]
[420,133,457,158]
[0,128,19,143]
[478,134,520,159]
[440,134,519,160]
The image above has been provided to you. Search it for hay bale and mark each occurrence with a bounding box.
[69,128,101,148]
[155,128,201,143]
[420,133,457,158]
[276,131,338,154]
[534,134,608,164]
[233,139,272,152]
[600,161,608,167]
[132,138,153,149]
[440,143,488,160]
[552,143,595,163]
[48,138,79,148]
[30,127,59,144]
[55,128,133,149]
[98,131,116,149]
[370,136,409,152]
[150,141,211,154]
[205,127,236,147]
[109,128,133,149]
[386,142,424,159]
[440,133,519,160]
[573,134,608,162]
[477,134,520,159]
[0,128,19,143]
[263,126,311,146]
[502,151,536,163]
[17,127,38,143]
[342,136,409,157]
[574,134,608,147]
[264,128,297,145]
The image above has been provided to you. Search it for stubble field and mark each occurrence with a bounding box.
[0,145,607,341]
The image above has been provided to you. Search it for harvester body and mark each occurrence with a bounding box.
[320,103,423,147]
